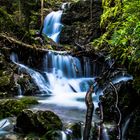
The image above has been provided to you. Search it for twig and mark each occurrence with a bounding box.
[110,82,122,140]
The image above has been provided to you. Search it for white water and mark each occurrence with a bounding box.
[10,52,100,110]
[61,131,67,140]
[10,51,134,140]
[10,52,133,110]
[112,75,133,84]
[42,10,63,43]
[16,83,23,97]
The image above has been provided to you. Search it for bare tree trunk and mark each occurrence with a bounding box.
[41,0,44,26]
[83,85,94,140]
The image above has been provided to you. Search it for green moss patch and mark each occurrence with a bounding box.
[0,97,38,119]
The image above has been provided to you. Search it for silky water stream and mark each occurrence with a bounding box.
[10,51,100,121]
[10,51,133,140]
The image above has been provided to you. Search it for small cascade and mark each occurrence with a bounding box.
[42,10,63,43]
[112,75,133,84]
[61,2,71,11]
[43,51,82,78]
[61,131,67,140]
[16,83,23,97]
[10,53,51,95]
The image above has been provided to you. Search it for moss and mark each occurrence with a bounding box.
[15,109,62,137]
[0,97,38,119]
[0,75,11,86]
[92,0,122,49]
[20,96,38,105]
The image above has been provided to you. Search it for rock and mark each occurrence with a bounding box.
[0,98,38,119]
[35,110,63,134]
[65,122,82,139]
[16,74,38,96]
[0,52,17,97]
[15,109,63,136]
[127,106,140,140]
[60,0,102,45]
[15,110,35,133]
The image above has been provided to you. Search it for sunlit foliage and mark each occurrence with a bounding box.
[92,0,140,93]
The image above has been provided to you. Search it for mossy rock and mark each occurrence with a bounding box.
[17,75,38,96]
[16,109,36,133]
[15,109,62,136]
[60,0,102,45]
[0,98,38,119]
[36,110,62,134]
[20,96,38,105]
[0,99,26,119]
[0,75,11,86]
[66,122,82,139]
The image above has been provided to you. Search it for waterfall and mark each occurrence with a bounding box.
[10,52,100,109]
[10,51,134,140]
[61,131,67,140]
[42,10,63,43]
[10,53,51,95]
[16,83,23,97]
[10,51,132,110]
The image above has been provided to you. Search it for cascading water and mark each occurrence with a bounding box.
[10,51,133,109]
[61,131,67,140]
[10,51,133,139]
[42,10,63,43]
[10,52,99,109]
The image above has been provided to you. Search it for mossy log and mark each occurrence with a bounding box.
[0,33,38,49]
[0,33,106,67]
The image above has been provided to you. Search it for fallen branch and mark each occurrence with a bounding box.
[0,33,35,49]
[83,85,94,140]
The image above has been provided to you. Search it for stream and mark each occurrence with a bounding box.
[0,3,134,140]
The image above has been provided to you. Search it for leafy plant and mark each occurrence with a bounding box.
[92,0,140,93]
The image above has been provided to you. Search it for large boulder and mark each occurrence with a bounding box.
[0,52,16,97]
[65,122,82,139]
[15,109,63,136]
[60,0,103,45]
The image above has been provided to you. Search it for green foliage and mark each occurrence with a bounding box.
[109,0,140,69]
[101,0,121,28]
[92,0,140,93]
